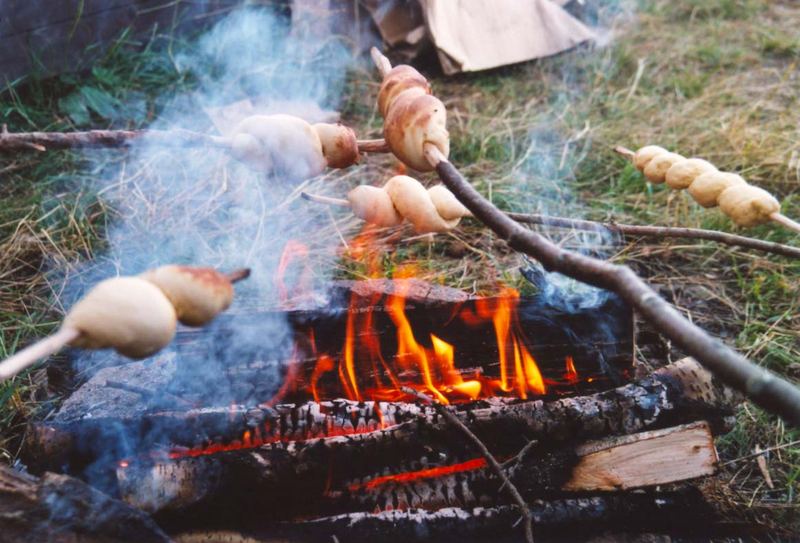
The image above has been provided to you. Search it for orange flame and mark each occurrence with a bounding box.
[271,237,560,407]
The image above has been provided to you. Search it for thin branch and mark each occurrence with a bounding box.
[300,191,349,207]
[506,212,800,260]
[0,129,228,151]
[301,190,800,259]
[224,268,251,283]
[720,439,800,467]
[401,386,535,543]
[0,129,390,155]
[423,141,800,427]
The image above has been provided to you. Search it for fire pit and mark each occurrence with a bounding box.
[23,273,735,540]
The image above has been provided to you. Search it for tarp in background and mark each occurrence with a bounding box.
[422,0,595,74]
[363,0,595,74]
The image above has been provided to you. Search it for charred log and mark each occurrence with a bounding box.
[110,359,732,518]
[170,489,716,543]
[0,464,169,543]
[27,359,734,495]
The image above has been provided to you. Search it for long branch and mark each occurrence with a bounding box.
[0,127,389,154]
[424,142,800,426]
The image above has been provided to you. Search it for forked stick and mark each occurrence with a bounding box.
[300,191,800,259]
[0,268,251,382]
[614,146,800,234]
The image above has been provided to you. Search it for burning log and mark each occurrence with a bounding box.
[0,464,169,543]
[116,420,718,527]
[104,359,733,517]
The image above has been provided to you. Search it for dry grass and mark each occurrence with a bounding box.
[0,0,798,536]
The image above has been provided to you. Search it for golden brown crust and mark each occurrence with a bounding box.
[718,185,780,226]
[378,65,431,118]
[313,123,360,168]
[384,92,449,172]
[687,171,747,208]
[141,266,233,327]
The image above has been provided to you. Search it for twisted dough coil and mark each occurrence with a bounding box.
[377,65,449,172]
[632,145,780,226]
[229,114,359,178]
[63,267,237,358]
[348,175,470,233]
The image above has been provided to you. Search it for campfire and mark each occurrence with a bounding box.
[22,233,737,540]
[7,35,793,543]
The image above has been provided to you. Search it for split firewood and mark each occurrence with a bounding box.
[373,48,450,172]
[615,145,800,232]
[302,175,471,233]
[0,267,250,382]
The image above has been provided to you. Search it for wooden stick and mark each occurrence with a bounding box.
[371,47,392,78]
[300,192,349,207]
[422,140,800,426]
[0,127,229,152]
[356,138,390,153]
[400,386,535,543]
[770,212,800,234]
[224,268,251,283]
[0,127,390,155]
[614,146,800,235]
[301,190,800,259]
[0,326,81,382]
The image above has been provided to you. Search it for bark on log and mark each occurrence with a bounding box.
[0,464,169,543]
[111,360,733,517]
[26,358,731,478]
[277,489,716,543]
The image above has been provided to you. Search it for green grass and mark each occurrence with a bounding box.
[1,0,799,533]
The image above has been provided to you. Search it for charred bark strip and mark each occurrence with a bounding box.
[0,465,169,543]
[250,490,717,543]
[112,360,733,517]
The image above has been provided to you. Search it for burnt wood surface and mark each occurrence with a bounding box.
[167,489,718,542]
[103,360,734,519]
[0,464,169,542]
[25,358,732,481]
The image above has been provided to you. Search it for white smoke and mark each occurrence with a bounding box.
[60,7,358,395]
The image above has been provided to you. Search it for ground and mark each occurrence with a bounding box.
[1,0,798,537]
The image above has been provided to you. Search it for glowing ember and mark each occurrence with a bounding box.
[350,457,488,492]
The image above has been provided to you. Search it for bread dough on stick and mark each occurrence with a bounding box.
[63,277,177,359]
[141,266,234,327]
